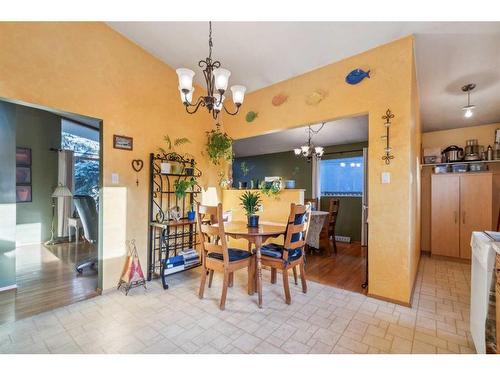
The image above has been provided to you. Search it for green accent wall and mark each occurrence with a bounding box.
[0,101,16,289]
[233,141,367,242]
[16,106,61,244]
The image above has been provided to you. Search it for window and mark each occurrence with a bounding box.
[320,156,363,197]
[61,120,100,202]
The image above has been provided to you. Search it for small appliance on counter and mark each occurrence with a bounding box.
[441,145,464,163]
[423,147,442,164]
[464,139,483,161]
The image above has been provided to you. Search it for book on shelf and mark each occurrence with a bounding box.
[164,264,185,275]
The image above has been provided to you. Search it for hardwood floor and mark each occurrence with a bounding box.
[305,241,367,294]
[0,241,98,325]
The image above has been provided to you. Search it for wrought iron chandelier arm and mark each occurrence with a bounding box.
[222,103,241,116]
[184,95,205,114]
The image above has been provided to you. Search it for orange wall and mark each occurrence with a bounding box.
[0,22,217,289]
[224,36,421,305]
[422,122,500,150]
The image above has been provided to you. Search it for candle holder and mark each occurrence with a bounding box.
[381,109,395,165]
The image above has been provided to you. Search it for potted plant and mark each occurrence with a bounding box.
[174,177,197,200]
[187,202,196,221]
[158,135,191,174]
[206,126,233,166]
[239,191,262,227]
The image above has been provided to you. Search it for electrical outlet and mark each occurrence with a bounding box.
[381,171,391,184]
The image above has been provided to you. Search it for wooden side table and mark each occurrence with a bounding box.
[68,217,82,243]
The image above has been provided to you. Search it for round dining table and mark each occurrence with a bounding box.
[221,221,286,308]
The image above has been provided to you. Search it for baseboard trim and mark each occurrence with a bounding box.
[0,284,17,293]
[367,292,411,308]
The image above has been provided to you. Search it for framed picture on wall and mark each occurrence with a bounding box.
[113,135,133,151]
[16,147,31,166]
[16,166,31,184]
[16,186,32,203]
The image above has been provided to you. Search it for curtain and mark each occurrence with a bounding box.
[311,157,321,199]
[57,150,74,237]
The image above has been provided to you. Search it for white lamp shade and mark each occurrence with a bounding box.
[179,87,194,104]
[314,146,324,157]
[301,145,310,154]
[230,85,246,105]
[176,68,195,91]
[201,187,219,206]
[52,184,72,198]
[463,105,475,118]
[293,148,301,156]
[213,68,231,91]
[213,93,225,111]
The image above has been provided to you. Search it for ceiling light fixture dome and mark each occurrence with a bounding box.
[176,22,246,120]
[461,83,476,119]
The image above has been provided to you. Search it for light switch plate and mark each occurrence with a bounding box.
[381,171,391,184]
[111,173,119,184]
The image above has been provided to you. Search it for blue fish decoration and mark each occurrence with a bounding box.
[346,69,370,85]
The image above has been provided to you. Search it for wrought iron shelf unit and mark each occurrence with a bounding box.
[147,152,202,289]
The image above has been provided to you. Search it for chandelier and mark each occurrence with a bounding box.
[293,124,325,162]
[176,22,246,120]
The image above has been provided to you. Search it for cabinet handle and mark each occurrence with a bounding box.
[463,211,466,224]
[454,211,458,223]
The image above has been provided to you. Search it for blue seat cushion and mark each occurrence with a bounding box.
[208,248,252,262]
[261,243,302,262]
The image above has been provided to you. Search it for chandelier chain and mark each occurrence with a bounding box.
[208,21,213,59]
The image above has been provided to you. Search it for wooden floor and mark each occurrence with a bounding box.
[305,241,367,294]
[0,241,98,325]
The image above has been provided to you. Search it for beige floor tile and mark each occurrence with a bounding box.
[337,335,369,353]
[362,333,393,352]
[412,339,437,354]
[390,336,412,354]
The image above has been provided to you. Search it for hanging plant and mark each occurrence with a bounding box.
[206,126,233,166]
[259,180,282,199]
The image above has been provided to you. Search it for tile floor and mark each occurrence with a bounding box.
[0,254,475,354]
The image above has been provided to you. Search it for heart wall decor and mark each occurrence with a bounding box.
[131,159,144,186]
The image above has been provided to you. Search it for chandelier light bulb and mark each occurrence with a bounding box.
[214,94,225,112]
[230,85,246,105]
[213,68,231,92]
[301,145,310,154]
[293,148,301,156]
[314,147,324,157]
[463,105,474,118]
[179,87,194,104]
[176,68,195,91]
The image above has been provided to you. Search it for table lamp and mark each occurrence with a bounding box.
[45,183,72,245]
[201,187,219,206]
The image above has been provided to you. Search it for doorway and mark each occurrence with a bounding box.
[0,99,103,324]
[232,115,369,294]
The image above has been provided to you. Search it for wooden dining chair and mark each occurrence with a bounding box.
[197,203,255,310]
[304,198,319,211]
[327,198,340,254]
[260,203,311,304]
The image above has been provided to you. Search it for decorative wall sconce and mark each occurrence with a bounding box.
[381,109,395,165]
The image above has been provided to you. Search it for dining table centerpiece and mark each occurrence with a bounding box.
[239,191,262,227]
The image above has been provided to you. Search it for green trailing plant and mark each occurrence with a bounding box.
[174,178,197,200]
[206,126,233,165]
[239,191,262,217]
[260,180,282,199]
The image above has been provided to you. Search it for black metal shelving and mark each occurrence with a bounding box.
[147,152,202,289]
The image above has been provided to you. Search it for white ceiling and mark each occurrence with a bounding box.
[108,22,500,132]
[233,116,368,157]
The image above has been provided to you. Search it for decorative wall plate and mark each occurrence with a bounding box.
[272,93,288,106]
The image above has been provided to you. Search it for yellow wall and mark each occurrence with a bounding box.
[223,36,420,305]
[422,122,500,150]
[0,22,218,290]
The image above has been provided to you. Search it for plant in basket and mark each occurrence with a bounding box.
[158,135,191,174]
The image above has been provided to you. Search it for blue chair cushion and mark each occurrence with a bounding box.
[208,248,252,262]
[261,243,302,262]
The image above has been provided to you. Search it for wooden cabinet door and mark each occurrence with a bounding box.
[431,174,460,257]
[459,173,493,259]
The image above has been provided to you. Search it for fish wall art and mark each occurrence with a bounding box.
[272,93,288,106]
[345,68,370,85]
[245,111,258,123]
[305,89,327,106]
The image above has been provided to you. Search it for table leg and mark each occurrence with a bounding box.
[255,236,263,308]
[76,226,79,244]
[248,242,254,295]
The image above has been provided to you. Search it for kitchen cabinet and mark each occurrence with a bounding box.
[431,173,493,259]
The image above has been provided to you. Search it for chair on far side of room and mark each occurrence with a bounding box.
[197,203,255,310]
[327,198,340,254]
[304,198,319,211]
[73,195,99,274]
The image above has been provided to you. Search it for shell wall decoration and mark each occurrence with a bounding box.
[272,93,288,106]
[245,111,258,123]
[305,89,327,106]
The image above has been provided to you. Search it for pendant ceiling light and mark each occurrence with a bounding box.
[461,83,476,119]
[293,124,325,162]
[176,22,246,120]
